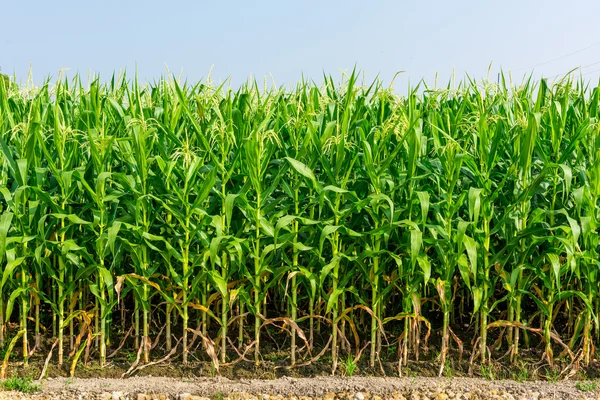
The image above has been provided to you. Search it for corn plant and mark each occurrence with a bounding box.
[0,71,597,378]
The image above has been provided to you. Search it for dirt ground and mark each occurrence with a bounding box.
[1,376,600,400]
[2,341,600,399]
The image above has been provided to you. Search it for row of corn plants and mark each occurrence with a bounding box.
[0,71,598,377]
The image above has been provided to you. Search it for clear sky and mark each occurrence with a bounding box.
[2,0,600,89]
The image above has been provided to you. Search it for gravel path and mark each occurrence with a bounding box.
[1,376,599,399]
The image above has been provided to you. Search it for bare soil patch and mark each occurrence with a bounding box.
[1,376,600,400]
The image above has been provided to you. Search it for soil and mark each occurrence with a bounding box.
[2,343,600,399]
[1,376,600,400]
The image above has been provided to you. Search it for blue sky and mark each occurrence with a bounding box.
[2,0,599,89]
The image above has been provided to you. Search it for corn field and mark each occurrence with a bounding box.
[0,71,599,377]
